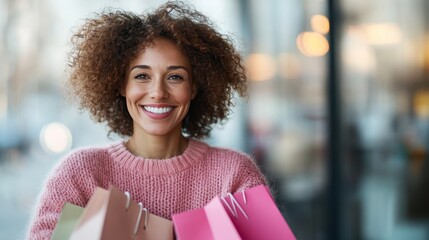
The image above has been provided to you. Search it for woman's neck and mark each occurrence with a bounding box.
[125,133,189,159]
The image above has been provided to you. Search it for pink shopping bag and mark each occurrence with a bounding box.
[172,185,296,240]
[172,197,242,240]
[218,185,296,240]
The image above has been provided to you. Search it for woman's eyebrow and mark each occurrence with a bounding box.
[130,65,150,71]
[167,65,189,72]
[130,65,189,72]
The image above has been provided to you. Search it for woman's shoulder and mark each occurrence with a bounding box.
[66,143,114,159]
[202,142,267,188]
[57,141,122,168]
[204,142,256,164]
[204,142,252,158]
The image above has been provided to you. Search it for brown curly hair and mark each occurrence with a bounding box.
[67,1,247,138]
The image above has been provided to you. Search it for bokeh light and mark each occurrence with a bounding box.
[311,14,330,35]
[413,90,429,118]
[361,23,402,45]
[297,32,330,57]
[39,122,72,154]
[245,53,277,81]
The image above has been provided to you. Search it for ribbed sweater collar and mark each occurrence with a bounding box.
[108,139,209,175]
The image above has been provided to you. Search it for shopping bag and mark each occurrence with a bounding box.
[69,186,173,240]
[51,203,84,240]
[218,185,296,240]
[172,185,296,240]
[172,199,241,240]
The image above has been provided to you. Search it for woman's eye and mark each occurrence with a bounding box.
[168,74,184,81]
[135,74,149,80]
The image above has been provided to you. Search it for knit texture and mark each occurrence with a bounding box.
[26,139,266,239]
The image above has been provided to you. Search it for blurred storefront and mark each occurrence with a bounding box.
[338,0,429,239]
[242,0,429,239]
[1,0,428,239]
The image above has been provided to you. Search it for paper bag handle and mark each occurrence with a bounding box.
[124,191,149,236]
[221,191,248,220]
[134,202,148,235]
[124,191,131,210]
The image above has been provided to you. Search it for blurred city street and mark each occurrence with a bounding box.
[1,0,429,239]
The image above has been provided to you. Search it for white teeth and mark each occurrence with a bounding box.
[144,106,173,114]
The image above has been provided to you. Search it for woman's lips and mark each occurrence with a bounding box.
[141,105,174,119]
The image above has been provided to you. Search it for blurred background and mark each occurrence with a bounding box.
[1,0,429,239]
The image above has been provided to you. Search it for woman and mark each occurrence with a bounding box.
[27,2,266,239]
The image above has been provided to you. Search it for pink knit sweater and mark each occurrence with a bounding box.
[26,139,266,239]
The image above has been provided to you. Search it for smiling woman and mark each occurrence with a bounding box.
[66,2,247,139]
[26,2,267,239]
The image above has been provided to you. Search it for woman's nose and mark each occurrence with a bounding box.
[149,79,168,99]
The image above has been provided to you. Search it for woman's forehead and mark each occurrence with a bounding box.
[130,38,190,68]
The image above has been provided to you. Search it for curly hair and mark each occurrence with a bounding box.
[67,1,247,138]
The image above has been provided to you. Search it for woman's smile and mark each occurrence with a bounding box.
[143,106,174,114]
[141,104,175,120]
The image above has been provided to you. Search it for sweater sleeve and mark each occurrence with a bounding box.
[233,153,268,193]
[26,151,90,240]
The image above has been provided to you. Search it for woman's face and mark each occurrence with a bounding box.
[124,38,195,138]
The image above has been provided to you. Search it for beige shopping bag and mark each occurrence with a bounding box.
[51,203,84,240]
[69,186,173,240]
